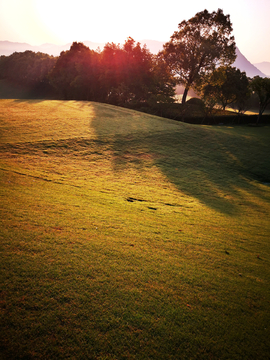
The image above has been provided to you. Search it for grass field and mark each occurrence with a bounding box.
[1,99,270,359]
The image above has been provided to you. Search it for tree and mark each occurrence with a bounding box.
[230,73,251,115]
[196,66,251,113]
[49,42,102,100]
[100,38,152,105]
[147,53,176,105]
[251,76,270,124]
[160,9,236,104]
[100,37,175,106]
[0,51,56,97]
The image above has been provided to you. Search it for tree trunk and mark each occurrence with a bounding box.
[256,110,262,125]
[182,87,189,104]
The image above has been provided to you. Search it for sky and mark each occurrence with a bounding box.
[0,0,269,63]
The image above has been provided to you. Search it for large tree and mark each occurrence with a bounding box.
[251,76,270,124]
[161,9,236,104]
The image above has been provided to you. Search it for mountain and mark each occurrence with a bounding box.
[253,62,270,77]
[232,48,266,78]
[0,40,104,57]
[0,40,157,57]
[0,40,267,78]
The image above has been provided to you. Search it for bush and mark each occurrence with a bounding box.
[186,97,204,107]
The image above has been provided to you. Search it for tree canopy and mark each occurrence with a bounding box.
[251,76,270,123]
[160,9,236,104]
[0,51,56,97]
[101,37,154,104]
[48,39,175,105]
[195,66,250,113]
[49,42,102,101]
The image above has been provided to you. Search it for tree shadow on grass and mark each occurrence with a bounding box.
[91,108,270,216]
[149,130,270,215]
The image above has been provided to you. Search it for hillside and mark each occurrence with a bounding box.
[1,99,270,359]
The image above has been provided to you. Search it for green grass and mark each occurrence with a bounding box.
[1,99,270,359]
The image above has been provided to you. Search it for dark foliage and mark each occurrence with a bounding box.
[195,66,251,114]
[0,51,57,98]
[251,76,270,123]
[49,42,103,101]
[0,40,175,105]
[48,39,175,105]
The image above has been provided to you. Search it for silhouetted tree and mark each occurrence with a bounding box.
[99,37,175,106]
[49,42,102,100]
[148,53,176,104]
[251,76,270,123]
[160,9,236,104]
[101,38,152,105]
[0,51,56,97]
[196,66,250,112]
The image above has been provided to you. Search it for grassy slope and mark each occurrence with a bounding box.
[0,99,270,359]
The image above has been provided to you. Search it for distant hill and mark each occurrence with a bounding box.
[233,48,266,78]
[0,40,104,57]
[0,40,157,57]
[0,40,266,78]
[253,62,270,77]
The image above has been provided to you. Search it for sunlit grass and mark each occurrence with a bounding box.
[1,99,270,359]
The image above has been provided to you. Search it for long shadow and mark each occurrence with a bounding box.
[90,108,270,216]
[148,129,270,215]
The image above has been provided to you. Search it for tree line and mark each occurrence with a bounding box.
[0,38,175,106]
[0,9,269,122]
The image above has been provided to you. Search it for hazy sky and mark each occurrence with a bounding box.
[0,0,269,63]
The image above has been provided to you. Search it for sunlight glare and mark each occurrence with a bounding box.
[34,0,132,44]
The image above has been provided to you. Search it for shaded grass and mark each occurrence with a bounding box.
[1,99,270,359]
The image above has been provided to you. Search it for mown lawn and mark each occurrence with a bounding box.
[0,99,270,359]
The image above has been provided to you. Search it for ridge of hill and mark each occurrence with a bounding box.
[0,40,104,57]
[0,40,266,78]
[233,48,266,78]
[253,61,270,77]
